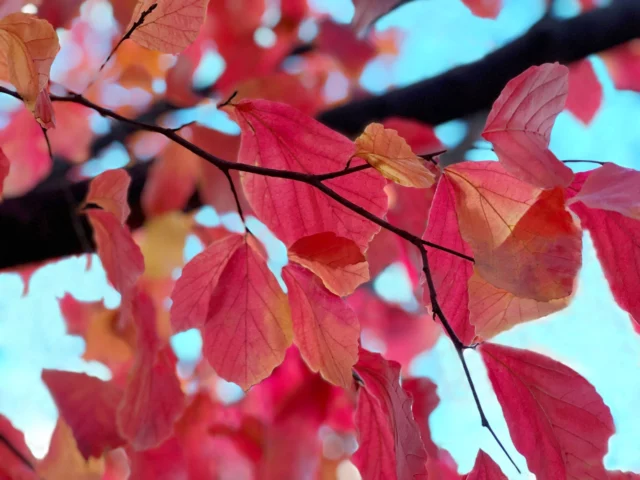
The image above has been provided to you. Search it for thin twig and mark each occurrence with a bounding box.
[218,91,238,109]
[222,169,245,223]
[563,159,605,166]
[416,246,521,473]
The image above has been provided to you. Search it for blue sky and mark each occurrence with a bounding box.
[0,0,639,477]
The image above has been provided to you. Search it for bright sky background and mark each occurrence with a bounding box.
[1,0,639,478]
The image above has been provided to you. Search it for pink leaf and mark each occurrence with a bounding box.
[118,290,186,450]
[568,173,640,326]
[602,41,640,93]
[87,209,144,295]
[351,0,403,35]
[461,0,502,18]
[0,415,37,480]
[480,343,614,480]
[0,146,9,199]
[482,63,574,188]
[569,163,640,221]
[288,232,369,297]
[170,233,244,333]
[226,99,388,250]
[382,117,443,155]
[422,176,475,344]
[203,237,293,390]
[41,370,125,459]
[128,0,208,54]
[85,169,131,224]
[463,450,506,479]
[354,349,428,480]
[566,59,602,125]
[282,264,360,388]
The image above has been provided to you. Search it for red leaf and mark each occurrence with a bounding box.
[282,264,360,388]
[118,290,186,450]
[227,99,388,250]
[566,59,602,125]
[402,377,439,456]
[480,343,614,480]
[317,19,376,75]
[288,232,369,297]
[423,176,475,344]
[41,370,125,459]
[354,349,428,480]
[170,233,243,333]
[85,169,131,224]
[463,450,506,480]
[382,117,443,156]
[569,163,640,221]
[347,289,440,369]
[482,63,574,188]
[461,0,502,18]
[602,40,640,93]
[127,436,187,480]
[204,237,293,390]
[128,0,208,54]
[0,415,37,480]
[87,209,145,295]
[0,147,9,200]
[351,0,403,35]
[446,161,582,301]
[569,176,640,326]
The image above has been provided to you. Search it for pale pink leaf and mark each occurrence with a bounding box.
[85,169,132,224]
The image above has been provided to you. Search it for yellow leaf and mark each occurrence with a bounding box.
[0,13,59,123]
[355,122,436,188]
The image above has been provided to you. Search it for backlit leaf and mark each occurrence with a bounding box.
[41,370,125,460]
[87,209,145,295]
[351,0,403,35]
[446,161,581,301]
[480,343,614,480]
[282,264,360,388]
[0,13,59,126]
[118,290,186,450]
[602,40,640,93]
[226,99,388,250]
[288,232,369,297]
[128,0,208,54]
[0,146,9,199]
[461,0,502,18]
[423,175,474,344]
[204,237,293,390]
[482,63,574,188]
[463,450,506,480]
[355,123,436,188]
[569,163,640,220]
[566,59,602,125]
[354,349,428,480]
[0,415,37,480]
[170,232,243,333]
[85,169,131,224]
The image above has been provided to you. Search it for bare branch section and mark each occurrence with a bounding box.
[1,0,640,271]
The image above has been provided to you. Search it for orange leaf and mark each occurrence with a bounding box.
[0,13,59,126]
[288,232,369,297]
[85,169,132,224]
[482,63,574,188]
[445,161,581,301]
[356,123,436,188]
[128,0,208,54]
[283,264,360,388]
[203,237,293,390]
[461,0,502,18]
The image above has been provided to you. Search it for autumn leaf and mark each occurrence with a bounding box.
[480,343,614,480]
[288,232,369,297]
[601,40,640,93]
[0,415,37,480]
[422,175,475,344]
[41,370,125,460]
[445,161,582,302]
[282,264,360,388]
[36,420,105,480]
[127,0,208,54]
[482,63,574,188]
[84,169,132,224]
[351,0,405,35]
[118,290,186,450]
[461,0,502,18]
[0,13,59,126]
[226,99,388,250]
[468,271,570,340]
[382,117,443,155]
[568,163,640,220]
[203,237,293,390]
[355,122,436,188]
[0,146,9,200]
[354,349,428,480]
[87,209,145,295]
[566,59,602,125]
[463,450,507,480]
[170,232,243,333]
